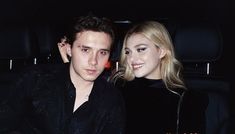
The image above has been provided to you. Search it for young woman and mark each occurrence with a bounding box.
[111,21,208,134]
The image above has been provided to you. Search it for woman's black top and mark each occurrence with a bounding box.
[119,77,208,134]
[0,64,125,134]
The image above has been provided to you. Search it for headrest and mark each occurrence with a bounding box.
[173,22,223,63]
[0,24,33,59]
[33,23,60,57]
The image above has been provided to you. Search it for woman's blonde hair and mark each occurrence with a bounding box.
[111,21,186,90]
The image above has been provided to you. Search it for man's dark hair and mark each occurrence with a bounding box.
[66,14,115,46]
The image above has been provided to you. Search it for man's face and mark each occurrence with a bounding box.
[68,31,112,82]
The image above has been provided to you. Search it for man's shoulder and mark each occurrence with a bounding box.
[96,77,117,91]
[16,64,68,85]
[95,78,125,111]
[96,77,123,98]
[21,64,66,75]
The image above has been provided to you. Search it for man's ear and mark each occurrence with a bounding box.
[66,44,72,57]
[159,48,167,59]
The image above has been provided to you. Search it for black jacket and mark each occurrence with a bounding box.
[119,78,208,134]
[0,64,125,134]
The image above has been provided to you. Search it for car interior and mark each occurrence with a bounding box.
[0,0,234,133]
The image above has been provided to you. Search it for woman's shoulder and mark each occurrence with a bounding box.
[183,89,209,109]
[115,78,165,89]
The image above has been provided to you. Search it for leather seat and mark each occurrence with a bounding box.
[172,20,231,134]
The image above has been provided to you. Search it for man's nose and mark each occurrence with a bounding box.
[89,52,98,65]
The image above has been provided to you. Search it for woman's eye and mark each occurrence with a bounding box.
[125,50,130,55]
[137,47,146,52]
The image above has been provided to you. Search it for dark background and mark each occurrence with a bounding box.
[0,0,234,132]
[0,0,233,21]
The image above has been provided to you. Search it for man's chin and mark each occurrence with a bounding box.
[83,75,99,82]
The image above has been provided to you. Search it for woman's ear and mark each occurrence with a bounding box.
[66,44,72,57]
[159,48,167,59]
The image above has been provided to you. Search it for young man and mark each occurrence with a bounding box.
[1,15,125,134]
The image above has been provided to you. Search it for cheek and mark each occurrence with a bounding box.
[99,56,109,65]
[148,50,161,61]
[71,51,85,63]
[148,58,161,70]
[71,48,79,57]
[126,57,132,66]
[71,56,82,65]
[143,53,159,65]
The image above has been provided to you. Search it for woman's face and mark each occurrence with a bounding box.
[124,33,166,79]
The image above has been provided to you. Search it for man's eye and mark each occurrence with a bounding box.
[81,48,89,52]
[100,51,108,55]
[137,47,146,52]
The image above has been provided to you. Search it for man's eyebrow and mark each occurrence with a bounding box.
[78,45,90,48]
[100,49,110,52]
[79,45,110,52]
